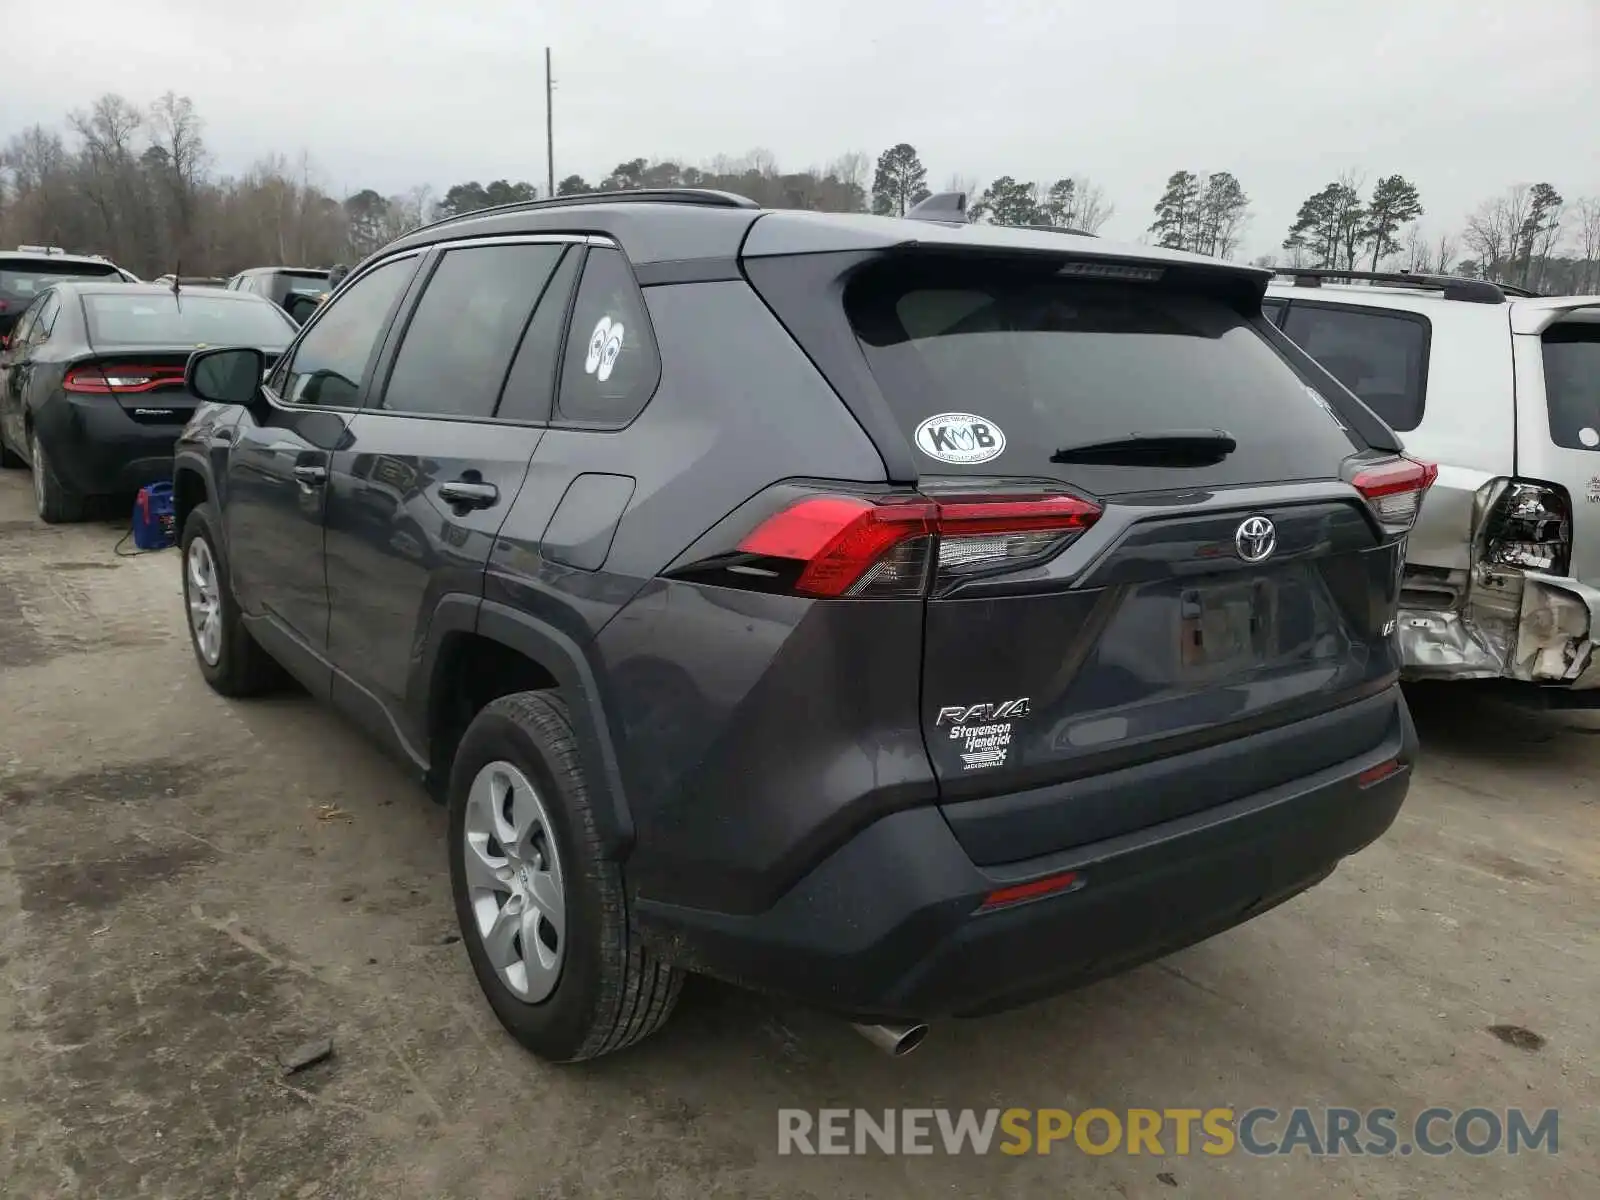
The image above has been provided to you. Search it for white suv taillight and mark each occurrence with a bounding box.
[1483,481,1572,575]
[1347,456,1438,535]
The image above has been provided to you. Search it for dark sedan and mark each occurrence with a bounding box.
[0,283,296,522]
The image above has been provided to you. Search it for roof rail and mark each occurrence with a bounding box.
[1273,266,1507,305]
[414,187,760,236]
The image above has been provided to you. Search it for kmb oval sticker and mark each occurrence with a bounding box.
[913,412,1006,465]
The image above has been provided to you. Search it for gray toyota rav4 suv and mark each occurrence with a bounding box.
[174,189,1427,1061]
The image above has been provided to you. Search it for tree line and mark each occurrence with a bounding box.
[1265,173,1597,294]
[1,92,1595,295]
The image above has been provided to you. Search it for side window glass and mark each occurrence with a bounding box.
[278,257,416,407]
[1281,305,1427,432]
[378,243,565,419]
[1261,298,1287,328]
[496,247,581,423]
[556,247,661,427]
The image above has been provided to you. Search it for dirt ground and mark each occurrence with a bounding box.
[0,470,1595,1200]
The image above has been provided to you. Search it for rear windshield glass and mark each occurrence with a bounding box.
[83,293,295,348]
[846,265,1359,495]
[1542,323,1600,452]
[1,261,121,298]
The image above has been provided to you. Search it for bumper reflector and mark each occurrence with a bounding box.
[978,870,1082,912]
[1356,759,1401,788]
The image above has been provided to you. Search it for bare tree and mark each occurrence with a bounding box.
[1401,224,1429,272]
[1575,197,1600,294]
[1464,192,1518,282]
[830,151,870,195]
[146,91,210,265]
[1070,178,1114,234]
[944,172,981,203]
[67,94,148,260]
[1433,232,1457,275]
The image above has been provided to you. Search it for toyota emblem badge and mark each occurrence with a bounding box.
[1234,516,1277,563]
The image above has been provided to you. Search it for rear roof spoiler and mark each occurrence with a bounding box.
[1508,297,1600,335]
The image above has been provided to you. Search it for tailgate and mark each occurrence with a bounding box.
[839,255,1412,862]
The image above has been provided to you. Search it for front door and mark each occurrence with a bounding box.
[224,254,420,688]
[323,239,578,744]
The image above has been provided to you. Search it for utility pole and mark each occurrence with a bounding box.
[545,48,555,199]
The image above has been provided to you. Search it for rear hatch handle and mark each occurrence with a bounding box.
[1051,429,1238,467]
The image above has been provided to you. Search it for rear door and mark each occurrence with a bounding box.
[841,259,1410,858]
[1512,301,1600,583]
[323,237,578,741]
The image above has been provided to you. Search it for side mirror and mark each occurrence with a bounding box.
[187,346,266,406]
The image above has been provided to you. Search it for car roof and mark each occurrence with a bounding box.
[381,190,1270,286]
[59,281,259,297]
[0,251,125,268]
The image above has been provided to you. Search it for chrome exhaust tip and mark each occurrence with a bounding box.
[850,1021,930,1057]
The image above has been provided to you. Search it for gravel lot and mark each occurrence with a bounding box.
[0,469,1595,1199]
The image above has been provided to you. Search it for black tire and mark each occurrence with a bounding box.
[179,503,283,696]
[29,429,86,524]
[448,691,681,1062]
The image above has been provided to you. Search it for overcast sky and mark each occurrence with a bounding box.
[7,0,1598,258]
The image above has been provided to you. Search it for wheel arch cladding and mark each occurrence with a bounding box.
[466,600,636,858]
[173,464,209,533]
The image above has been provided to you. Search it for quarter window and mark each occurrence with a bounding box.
[1541,325,1600,452]
[1280,304,1428,432]
[556,247,661,427]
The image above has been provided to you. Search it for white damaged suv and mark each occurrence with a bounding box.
[1265,269,1600,698]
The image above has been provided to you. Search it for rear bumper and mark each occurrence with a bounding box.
[635,686,1417,1020]
[1399,572,1600,691]
[33,397,182,495]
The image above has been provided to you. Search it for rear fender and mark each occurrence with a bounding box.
[470,600,635,857]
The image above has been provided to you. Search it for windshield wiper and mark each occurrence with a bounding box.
[1051,429,1237,467]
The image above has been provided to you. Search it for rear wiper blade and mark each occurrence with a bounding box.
[1051,429,1237,466]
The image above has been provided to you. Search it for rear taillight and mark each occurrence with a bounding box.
[730,492,1102,599]
[1348,455,1438,534]
[63,365,114,393]
[1483,481,1571,575]
[63,363,185,394]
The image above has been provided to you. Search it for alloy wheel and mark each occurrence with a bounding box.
[185,537,223,665]
[461,760,567,1003]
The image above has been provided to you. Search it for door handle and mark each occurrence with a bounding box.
[292,464,328,489]
[438,479,500,509]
